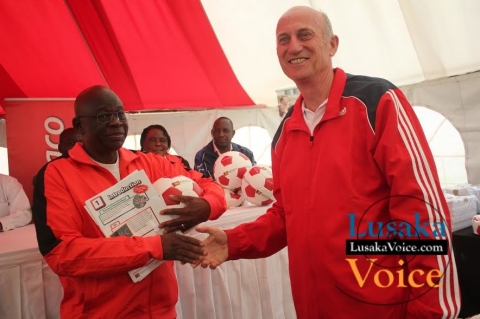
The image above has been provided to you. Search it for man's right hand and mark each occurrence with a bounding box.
[161,233,205,264]
[194,226,228,269]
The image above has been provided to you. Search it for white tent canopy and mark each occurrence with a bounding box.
[202,0,480,106]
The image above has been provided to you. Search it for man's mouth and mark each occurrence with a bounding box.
[108,132,124,138]
[289,58,308,64]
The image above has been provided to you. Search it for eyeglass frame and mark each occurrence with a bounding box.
[76,111,127,123]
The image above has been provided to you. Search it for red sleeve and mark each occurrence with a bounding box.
[226,146,287,260]
[43,165,164,277]
[373,88,461,318]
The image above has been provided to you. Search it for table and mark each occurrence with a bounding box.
[0,206,296,319]
[175,204,296,319]
[452,226,480,318]
[0,224,62,319]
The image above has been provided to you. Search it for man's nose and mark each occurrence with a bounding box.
[108,114,123,126]
[287,37,302,54]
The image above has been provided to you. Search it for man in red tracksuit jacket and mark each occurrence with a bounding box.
[33,85,226,318]
[196,6,461,319]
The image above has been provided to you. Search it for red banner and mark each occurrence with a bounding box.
[5,100,75,202]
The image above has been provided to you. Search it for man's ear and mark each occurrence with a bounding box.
[329,35,339,57]
[232,130,235,138]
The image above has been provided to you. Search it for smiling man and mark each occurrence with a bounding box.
[197,6,460,319]
[194,116,256,179]
[32,85,226,318]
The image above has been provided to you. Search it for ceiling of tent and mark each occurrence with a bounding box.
[1,0,479,116]
[202,0,480,105]
[0,0,254,116]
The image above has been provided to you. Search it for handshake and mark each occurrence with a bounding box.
[156,193,227,268]
[160,225,227,269]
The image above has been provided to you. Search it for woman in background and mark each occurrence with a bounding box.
[140,125,192,171]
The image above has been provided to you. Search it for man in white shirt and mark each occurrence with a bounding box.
[0,173,32,231]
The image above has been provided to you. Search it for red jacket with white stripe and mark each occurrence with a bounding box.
[33,145,226,319]
[226,68,460,319]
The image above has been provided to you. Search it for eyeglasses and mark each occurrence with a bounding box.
[77,111,127,123]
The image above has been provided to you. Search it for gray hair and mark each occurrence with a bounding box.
[321,11,333,39]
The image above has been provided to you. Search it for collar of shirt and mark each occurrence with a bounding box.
[302,99,328,135]
[213,142,233,155]
[91,152,121,181]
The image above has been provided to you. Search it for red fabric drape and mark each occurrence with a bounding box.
[0,64,26,116]
[64,0,143,110]
[0,0,107,110]
[65,0,254,110]
[169,0,253,107]
[0,0,254,114]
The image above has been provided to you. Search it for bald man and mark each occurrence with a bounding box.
[197,6,460,319]
[58,127,82,157]
[32,85,226,318]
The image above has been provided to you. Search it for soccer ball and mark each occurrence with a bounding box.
[153,175,204,209]
[223,188,245,209]
[213,151,253,191]
[473,215,480,235]
[241,165,274,206]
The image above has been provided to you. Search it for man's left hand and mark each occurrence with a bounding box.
[159,195,210,233]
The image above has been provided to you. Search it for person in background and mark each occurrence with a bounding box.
[33,127,83,187]
[0,173,32,231]
[140,124,192,171]
[33,85,226,319]
[196,6,460,319]
[277,95,291,117]
[58,127,82,157]
[194,117,256,179]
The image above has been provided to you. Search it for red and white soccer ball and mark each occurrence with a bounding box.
[241,165,275,206]
[214,151,253,191]
[223,188,245,209]
[472,215,480,235]
[153,175,204,209]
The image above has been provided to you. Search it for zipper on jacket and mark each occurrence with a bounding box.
[309,136,314,147]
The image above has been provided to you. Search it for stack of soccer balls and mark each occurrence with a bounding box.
[213,151,275,207]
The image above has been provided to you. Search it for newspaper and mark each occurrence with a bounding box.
[84,169,176,283]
